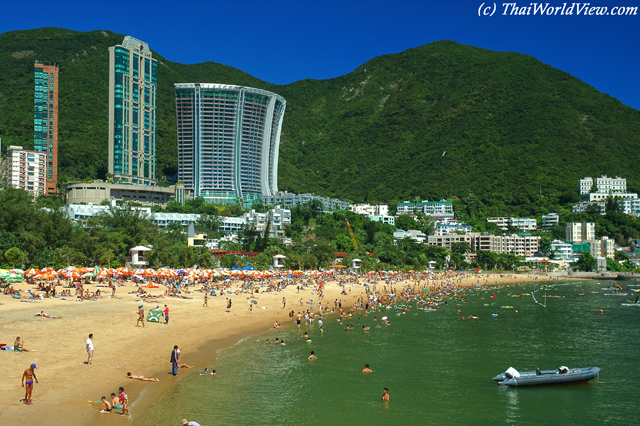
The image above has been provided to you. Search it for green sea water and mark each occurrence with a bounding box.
[132,281,640,425]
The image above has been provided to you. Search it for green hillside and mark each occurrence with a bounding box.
[1,28,639,213]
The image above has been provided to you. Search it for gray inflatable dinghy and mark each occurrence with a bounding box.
[492,366,601,387]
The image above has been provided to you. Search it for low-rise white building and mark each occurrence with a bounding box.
[244,205,291,238]
[369,215,395,225]
[435,222,473,236]
[351,203,388,216]
[572,201,606,215]
[394,229,426,244]
[550,239,574,260]
[263,191,350,211]
[396,200,454,219]
[487,217,537,231]
[620,198,640,216]
[579,175,637,201]
[541,213,559,228]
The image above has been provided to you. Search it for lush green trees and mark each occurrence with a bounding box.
[574,253,595,272]
[395,215,419,231]
[4,247,24,268]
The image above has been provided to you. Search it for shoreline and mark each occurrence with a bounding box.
[0,272,561,425]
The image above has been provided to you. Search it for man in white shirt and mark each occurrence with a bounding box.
[182,419,202,426]
[86,333,94,366]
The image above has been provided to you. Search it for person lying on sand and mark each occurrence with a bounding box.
[36,311,62,319]
[126,372,159,382]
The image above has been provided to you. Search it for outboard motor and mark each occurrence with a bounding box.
[536,368,541,375]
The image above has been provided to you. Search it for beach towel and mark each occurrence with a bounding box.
[147,309,163,322]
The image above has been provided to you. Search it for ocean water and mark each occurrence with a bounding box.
[132,281,640,425]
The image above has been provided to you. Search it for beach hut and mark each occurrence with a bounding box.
[351,258,362,270]
[130,246,152,267]
[273,254,286,269]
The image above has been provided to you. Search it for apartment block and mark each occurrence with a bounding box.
[435,222,473,236]
[6,146,47,196]
[541,213,559,228]
[579,175,637,202]
[427,233,539,257]
[369,215,395,225]
[396,200,454,218]
[566,222,595,243]
[487,217,537,231]
[108,36,158,185]
[351,203,389,216]
[34,61,59,195]
[550,239,574,260]
[263,191,350,211]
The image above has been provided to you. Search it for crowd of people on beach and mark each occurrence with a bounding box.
[1,268,564,423]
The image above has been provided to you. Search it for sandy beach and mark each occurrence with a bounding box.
[0,272,554,425]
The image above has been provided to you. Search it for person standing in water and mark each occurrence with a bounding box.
[382,387,390,401]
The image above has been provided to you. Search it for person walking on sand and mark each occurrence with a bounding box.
[226,298,232,312]
[203,293,208,307]
[282,297,286,309]
[171,345,179,376]
[86,333,94,366]
[164,304,169,324]
[21,363,38,405]
[137,305,145,328]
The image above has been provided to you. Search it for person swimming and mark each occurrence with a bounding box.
[200,368,216,376]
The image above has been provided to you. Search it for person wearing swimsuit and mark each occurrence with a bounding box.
[22,363,38,405]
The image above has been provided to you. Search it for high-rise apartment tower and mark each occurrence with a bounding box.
[34,61,58,195]
[108,36,157,185]
[174,83,285,204]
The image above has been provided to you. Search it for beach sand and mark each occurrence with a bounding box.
[0,272,552,425]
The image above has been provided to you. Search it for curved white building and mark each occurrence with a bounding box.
[175,83,286,204]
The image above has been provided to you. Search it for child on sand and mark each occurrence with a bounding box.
[99,396,112,413]
[111,393,121,410]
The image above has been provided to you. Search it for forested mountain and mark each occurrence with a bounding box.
[1,28,639,214]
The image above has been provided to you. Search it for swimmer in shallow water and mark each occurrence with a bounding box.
[362,364,373,374]
[200,368,216,376]
[382,387,390,401]
[308,351,317,361]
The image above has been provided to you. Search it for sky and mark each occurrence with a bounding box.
[2,0,638,110]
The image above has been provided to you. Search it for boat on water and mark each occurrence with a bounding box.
[621,303,640,307]
[492,366,601,387]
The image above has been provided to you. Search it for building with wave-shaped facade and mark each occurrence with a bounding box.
[174,83,285,204]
